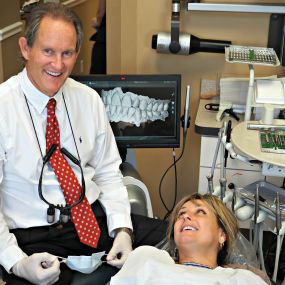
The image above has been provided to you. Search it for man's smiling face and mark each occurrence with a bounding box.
[19,16,79,97]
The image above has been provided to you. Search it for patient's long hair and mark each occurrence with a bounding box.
[167,193,239,265]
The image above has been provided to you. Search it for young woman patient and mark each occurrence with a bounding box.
[110,193,269,285]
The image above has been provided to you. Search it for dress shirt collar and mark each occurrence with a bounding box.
[19,68,64,114]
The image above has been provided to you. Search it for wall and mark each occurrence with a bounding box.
[1,0,285,219]
[66,0,98,74]
[0,0,97,83]
[107,0,285,218]
[0,1,22,82]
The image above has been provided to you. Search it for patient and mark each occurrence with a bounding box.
[110,193,270,285]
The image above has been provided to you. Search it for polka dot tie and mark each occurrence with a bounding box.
[46,99,101,248]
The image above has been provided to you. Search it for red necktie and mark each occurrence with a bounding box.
[46,98,101,248]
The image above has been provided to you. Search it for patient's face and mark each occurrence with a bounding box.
[174,200,225,254]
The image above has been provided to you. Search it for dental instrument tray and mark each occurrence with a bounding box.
[239,181,285,216]
[259,130,285,154]
[225,45,280,66]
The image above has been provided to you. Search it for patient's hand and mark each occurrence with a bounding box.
[224,263,271,285]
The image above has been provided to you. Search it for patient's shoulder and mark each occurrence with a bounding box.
[133,245,167,255]
[132,246,174,263]
[223,264,271,285]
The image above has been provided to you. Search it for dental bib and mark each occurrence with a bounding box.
[62,251,106,274]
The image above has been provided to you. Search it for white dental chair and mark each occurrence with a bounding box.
[71,161,153,285]
[120,161,153,218]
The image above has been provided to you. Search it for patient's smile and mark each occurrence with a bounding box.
[182,226,197,232]
[174,200,224,250]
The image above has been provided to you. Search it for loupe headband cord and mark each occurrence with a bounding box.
[23,93,85,211]
[62,93,81,162]
[38,144,86,211]
[38,144,56,206]
[24,92,81,162]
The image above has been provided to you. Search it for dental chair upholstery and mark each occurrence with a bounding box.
[71,161,153,284]
[120,162,153,218]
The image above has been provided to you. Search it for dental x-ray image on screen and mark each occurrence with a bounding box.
[71,74,181,148]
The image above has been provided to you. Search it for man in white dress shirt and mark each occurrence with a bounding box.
[0,3,166,284]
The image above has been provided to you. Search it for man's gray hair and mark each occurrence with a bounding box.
[25,2,83,52]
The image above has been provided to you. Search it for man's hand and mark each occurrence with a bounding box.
[107,231,133,268]
[12,252,60,285]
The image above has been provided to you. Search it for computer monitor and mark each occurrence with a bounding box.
[71,74,181,148]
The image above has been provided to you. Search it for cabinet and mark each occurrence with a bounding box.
[195,99,284,194]
[198,136,283,194]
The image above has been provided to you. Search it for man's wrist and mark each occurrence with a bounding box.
[115,227,134,244]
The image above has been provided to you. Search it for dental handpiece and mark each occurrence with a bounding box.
[208,128,223,194]
[228,183,236,212]
[254,184,259,224]
[247,123,285,131]
[276,193,281,235]
[219,177,227,201]
[206,175,214,194]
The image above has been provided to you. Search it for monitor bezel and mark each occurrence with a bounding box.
[71,74,181,148]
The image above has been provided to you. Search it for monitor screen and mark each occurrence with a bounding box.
[71,74,181,148]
